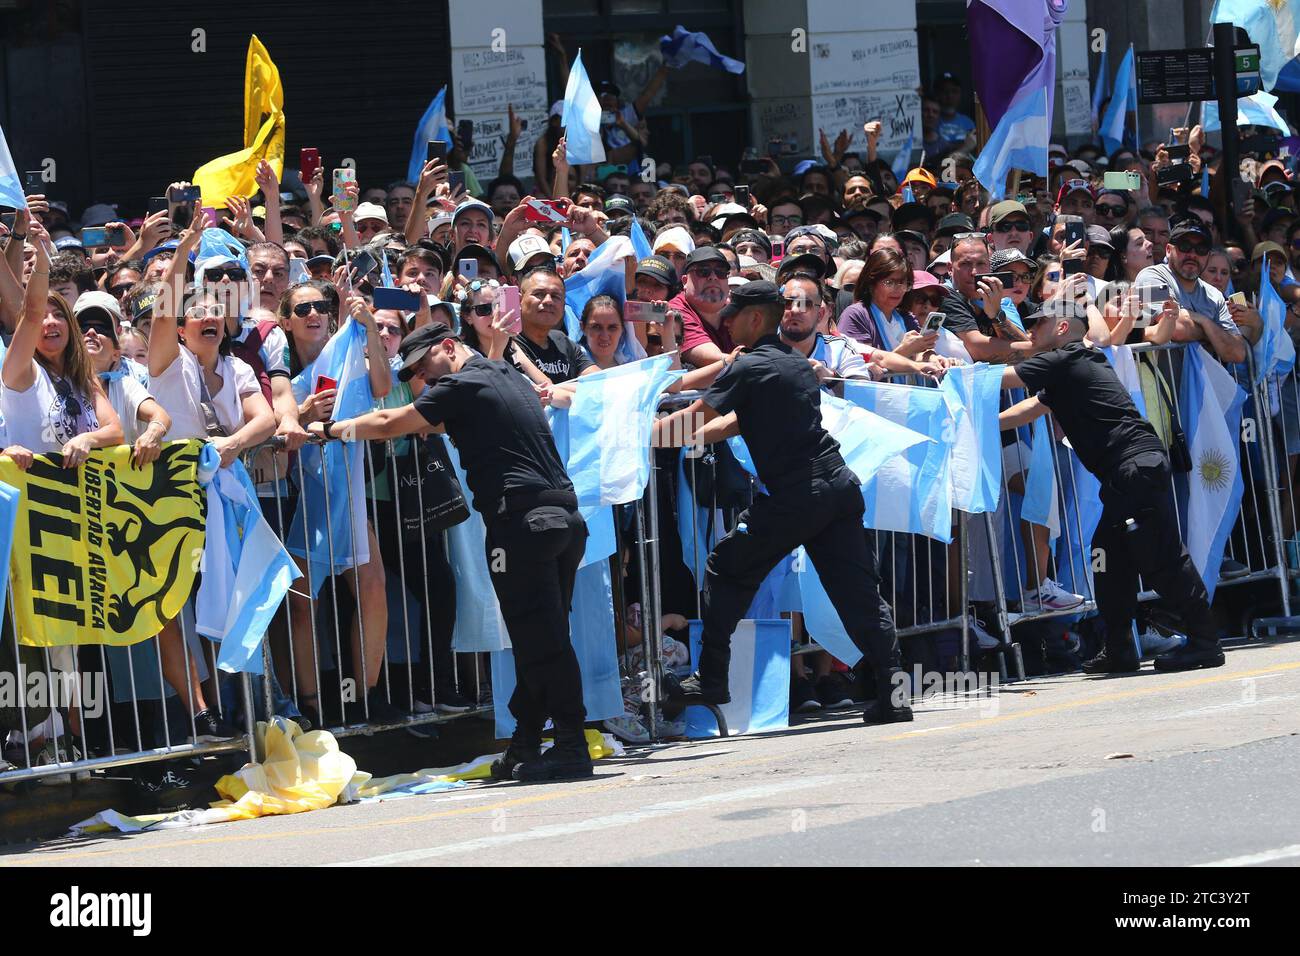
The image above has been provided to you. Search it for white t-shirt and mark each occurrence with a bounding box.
[149,347,260,441]
[104,373,152,445]
[0,362,99,453]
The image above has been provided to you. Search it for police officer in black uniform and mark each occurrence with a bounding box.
[653,280,911,723]
[999,301,1224,673]
[309,324,594,781]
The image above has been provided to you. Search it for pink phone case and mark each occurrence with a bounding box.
[497,286,521,334]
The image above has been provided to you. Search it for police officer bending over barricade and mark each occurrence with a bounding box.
[998,300,1224,674]
[651,280,912,723]
[309,324,595,783]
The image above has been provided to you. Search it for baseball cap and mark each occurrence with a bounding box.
[892,201,934,231]
[456,242,502,273]
[1055,179,1095,205]
[895,229,930,252]
[141,239,180,266]
[1024,298,1088,328]
[653,225,696,256]
[990,248,1035,271]
[1085,224,1114,249]
[683,245,729,271]
[73,290,124,335]
[451,198,495,227]
[80,203,118,227]
[775,253,827,282]
[507,234,554,274]
[728,228,772,257]
[936,212,975,237]
[1168,218,1212,243]
[54,236,85,252]
[1258,159,1289,186]
[397,324,459,381]
[1252,240,1288,261]
[927,248,952,271]
[719,279,781,320]
[635,255,677,288]
[354,202,389,225]
[605,195,635,217]
[903,168,938,189]
[988,200,1030,226]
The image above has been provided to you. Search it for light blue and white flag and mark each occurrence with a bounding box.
[194,447,300,674]
[629,217,654,260]
[677,448,724,587]
[1100,44,1136,153]
[1021,416,1061,539]
[555,354,677,507]
[1091,45,1111,128]
[444,437,511,653]
[790,547,865,668]
[891,133,914,188]
[288,319,373,594]
[1211,0,1300,92]
[407,86,450,184]
[939,363,1004,513]
[562,50,607,165]
[685,619,790,737]
[1180,344,1248,599]
[1256,268,1297,382]
[659,25,745,74]
[563,234,634,338]
[1202,90,1291,135]
[1101,344,1147,415]
[1053,445,1103,603]
[973,82,1049,200]
[0,122,27,211]
[844,380,954,542]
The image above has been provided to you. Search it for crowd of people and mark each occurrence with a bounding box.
[2,60,1298,795]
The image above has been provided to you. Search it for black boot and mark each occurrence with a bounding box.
[490,728,542,781]
[1153,639,1225,672]
[862,667,913,724]
[1081,643,1141,674]
[667,671,730,705]
[512,725,594,783]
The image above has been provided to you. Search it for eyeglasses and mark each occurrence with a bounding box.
[953,231,989,242]
[879,277,912,290]
[1008,270,1033,284]
[472,302,494,316]
[292,299,331,317]
[993,220,1032,233]
[185,303,226,319]
[1096,204,1127,218]
[1173,240,1211,256]
[770,214,803,227]
[53,376,82,420]
[688,265,730,279]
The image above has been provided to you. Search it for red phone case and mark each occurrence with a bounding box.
[315,375,338,393]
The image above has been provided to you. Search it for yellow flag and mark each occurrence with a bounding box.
[0,442,206,648]
[192,35,285,207]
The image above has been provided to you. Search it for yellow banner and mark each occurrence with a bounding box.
[0,441,206,648]
[193,35,285,206]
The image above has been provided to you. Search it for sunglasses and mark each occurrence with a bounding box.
[185,303,226,319]
[292,299,331,317]
[1096,204,1127,218]
[108,283,135,296]
[78,319,116,339]
[1230,259,1248,272]
[688,265,730,279]
[953,231,989,242]
[994,220,1032,233]
[1174,240,1211,256]
[472,302,494,316]
[53,377,82,419]
[208,267,246,281]
[911,294,944,309]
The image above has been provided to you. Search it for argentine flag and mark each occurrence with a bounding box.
[1099,44,1136,153]
[844,380,954,542]
[891,133,914,188]
[939,363,1004,514]
[563,235,635,338]
[554,354,678,507]
[1179,345,1247,599]
[288,319,374,593]
[0,122,26,211]
[974,82,1049,200]
[685,619,790,737]
[1020,416,1061,539]
[1212,0,1300,92]
[1202,90,1290,135]
[407,86,451,184]
[659,26,745,74]
[1101,344,1147,415]
[1256,269,1297,382]
[444,438,511,653]
[562,50,606,165]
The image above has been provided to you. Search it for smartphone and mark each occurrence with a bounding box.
[625,300,668,322]
[458,257,478,279]
[1165,143,1191,161]
[332,168,357,213]
[601,110,617,126]
[81,226,107,248]
[1062,258,1085,275]
[735,185,751,206]
[23,171,43,195]
[457,119,475,150]
[147,196,168,215]
[770,236,785,262]
[372,287,422,312]
[448,170,466,193]
[289,257,309,284]
[314,375,338,394]
[977,271,1018,288]
[427,140,447,165]
[169,185,201,229]
[925,311,946,332]
[1103,170,1142,190]
[523,198,569,223]
[708,193,728,205]
[1156,163,1193,187]
[767,138,783,158]
[1229,291,1248,307]
[201,206,218,228]
[300,147,321,184]
[106,224,127,247]
[348,249,377,282]
[496,285,522,335]
[1060,217,1086,248]
[740,159,767,176]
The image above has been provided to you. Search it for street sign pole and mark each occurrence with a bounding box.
[1213,21,1240,240]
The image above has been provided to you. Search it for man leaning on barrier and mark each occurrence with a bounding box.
[998,299,1224,674]
[308,324,595,784]
[650,279,912,723]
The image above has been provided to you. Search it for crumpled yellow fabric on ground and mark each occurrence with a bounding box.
[211,717,359,820]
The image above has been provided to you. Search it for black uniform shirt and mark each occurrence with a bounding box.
[414,355,573,515]
[701,333,841,486]
[1016,341,1166,478]
[514,329,593,383]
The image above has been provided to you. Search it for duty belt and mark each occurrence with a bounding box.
[496,488,578,515]
[762,454,846,493]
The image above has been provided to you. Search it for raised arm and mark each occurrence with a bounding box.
[148,212,204,378]
[2,238,50,392]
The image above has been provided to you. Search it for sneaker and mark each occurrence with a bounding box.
[815,672,856,709]
[791,676,822,713]
[1153,640,1225,672]
[655,713,688,737]
[1081,646,1140,674]
[604,712,651,744]
[970,618,1001,651]
[433,689,475,714]
[1220,558,1250,580]
[1024,579,1085,611]
[347,690,408,725]
[412,698,436,715]
[668,672,730,705]
[132,765,195,807]
[1138,626,1185,659]
[34,735,87,785]
[189,709,237,744]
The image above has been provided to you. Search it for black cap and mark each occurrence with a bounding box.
[775,252,827,282]
[936,212,975,237]
[635,254,677,287]
[605,195,634,217]
[1168,217,1212,243]
[456,242,502,272]
[895,229,930,251]
[892,201,935,231]
[729,228,772,256]
[1024,299,1087,328]
[397,324,459,381]
[719,279,781,320]
[684,245,729,271]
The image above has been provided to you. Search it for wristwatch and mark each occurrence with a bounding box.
[322,419,337,440]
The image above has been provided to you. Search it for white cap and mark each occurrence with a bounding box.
[737,255,759,268]
[653,225,695,256]
[428,213,453,233]
[355,202,389,224]
[508,234,553,273]
[928,248,952,270]
[709,202,750,229]
[72,290,124,322]
[727,274,747,289]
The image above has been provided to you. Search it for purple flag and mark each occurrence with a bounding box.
[967,0,1069,129]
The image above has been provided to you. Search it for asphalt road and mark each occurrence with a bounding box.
[4,639,1299,867]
